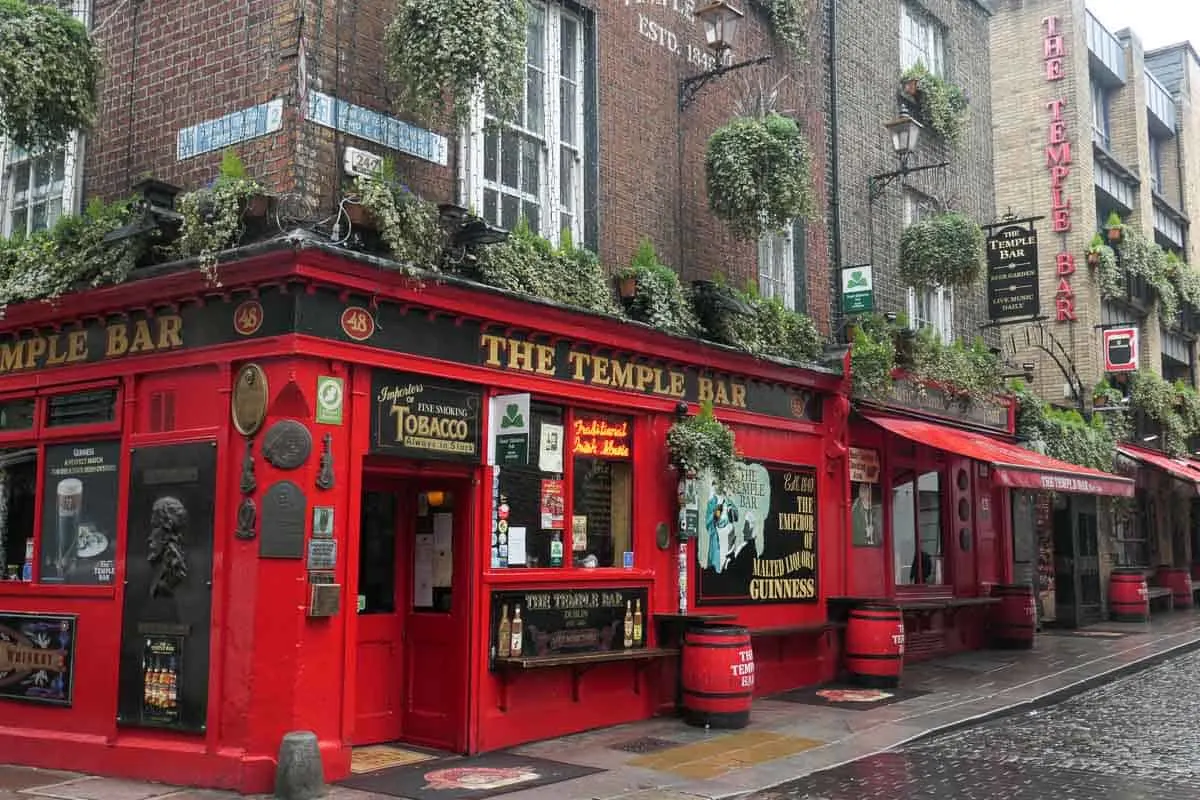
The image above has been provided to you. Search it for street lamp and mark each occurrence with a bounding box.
[678,1,773,112]
[868,115,948,201]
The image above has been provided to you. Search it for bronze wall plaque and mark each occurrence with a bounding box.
[262,420,312,470]
[308,582,341,617]
[260,480,307,559]
[231,364,269,437]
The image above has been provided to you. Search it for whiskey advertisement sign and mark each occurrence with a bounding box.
[488,587,648,668]
[0,612,77,705]
[697,463,819,606]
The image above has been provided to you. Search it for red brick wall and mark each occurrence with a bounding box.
[82,0,830,331]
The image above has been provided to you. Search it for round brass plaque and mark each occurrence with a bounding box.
[232,364,269,437]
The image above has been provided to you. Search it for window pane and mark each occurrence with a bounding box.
[560,16,578,77]
[484,128,499,182]
[31,203,48,233]
[522,201,540,235]
[520,136,540,196]
[12,162,29,201]
[917,470,944,584]
[526,65,545,133]
[893,471,916,585]
[570,413,633,569]
[559,145,574,210]
[494,404,565,569]
[0,456,38,581]
[11,208,27,238]
[560,81,577,144]
[500,129,520,189]
[483,189,499,226]
[358,491,396,613]
[501,194,520,232]
[526,4,546,66]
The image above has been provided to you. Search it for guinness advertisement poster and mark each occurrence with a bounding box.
[697,463,819,606]
[986,224,1040,322]
[0,612,76,705]
[371,371,483,462]
[39,441,120,585]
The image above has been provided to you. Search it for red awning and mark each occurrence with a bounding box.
[1117,444,1200,493]
[861,412,1134,497]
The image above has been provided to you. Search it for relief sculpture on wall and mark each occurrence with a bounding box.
[148,496,189,599]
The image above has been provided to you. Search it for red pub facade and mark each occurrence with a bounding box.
[0,242,853,793]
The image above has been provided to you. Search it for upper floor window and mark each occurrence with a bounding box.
[1149,135,1165,194]
[900,2,945,76]
[758,224,796,310]
[903,191,954,342]
[465,1,592,246]
[0,0,88,238]
[1091,80,1111,150]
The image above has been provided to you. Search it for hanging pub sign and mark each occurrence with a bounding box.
[986,223,1041,322]
[696,462,818,606]
[370,371,483,462]
[0,612,76,705]
[840,264,875,314]
[1103,327,1139,373]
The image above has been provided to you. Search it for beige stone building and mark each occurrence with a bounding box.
[989,0,1200,626]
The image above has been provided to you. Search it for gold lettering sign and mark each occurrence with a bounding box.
[0,315,184,376]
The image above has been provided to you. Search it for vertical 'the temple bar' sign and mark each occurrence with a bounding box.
[1043,14,1077,323]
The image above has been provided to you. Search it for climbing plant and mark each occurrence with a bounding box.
[900,62,969,146]
[750,0,808,54]
[1012,382,1118,472]
[0,0,101,150]
[616,238,700,337]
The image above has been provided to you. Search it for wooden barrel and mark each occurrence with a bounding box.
[1109,569,1149,622]
[1156,566,1194,609]
[844,605,905,688]
[681,625,754,729]
[990,584,1036,649]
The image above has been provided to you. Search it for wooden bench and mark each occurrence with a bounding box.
[1147,586,1174,613]
[491,647,678,711]
[751,620,846,660]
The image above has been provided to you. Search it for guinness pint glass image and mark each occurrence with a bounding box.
[55,478,83,579]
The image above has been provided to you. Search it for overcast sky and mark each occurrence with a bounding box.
[1087,0,1200,51]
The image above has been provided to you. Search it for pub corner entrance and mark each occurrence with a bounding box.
[352,472,472,752]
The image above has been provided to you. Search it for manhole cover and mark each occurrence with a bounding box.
[612,736,679,754]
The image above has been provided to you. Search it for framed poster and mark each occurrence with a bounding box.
[39,441,120,585]
[0,612,76,705]
[697,463,819,606]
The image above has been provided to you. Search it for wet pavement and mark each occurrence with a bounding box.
[753,648,1200,799]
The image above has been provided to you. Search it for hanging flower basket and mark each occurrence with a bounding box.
[665,403,739,491]
[1105,211,1124,244]
[899,63,969,146]
[616,274,637,300]
[704,113,814,241]
[0,0,101,150]
[898,212,986,290]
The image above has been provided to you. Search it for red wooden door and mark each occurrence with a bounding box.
[402,481,470,752]
[353,486,406,745]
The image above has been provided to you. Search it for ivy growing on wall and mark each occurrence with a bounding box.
[1012,382,1119,472]
[0,0,101,150]
[750,0,808,55]
[900,62,969,146]
[617,239,700,337]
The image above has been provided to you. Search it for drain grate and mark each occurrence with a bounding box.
[611,736,679,755]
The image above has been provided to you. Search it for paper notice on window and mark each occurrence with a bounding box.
[433,513,453,587]
[572,515,588,551]
[507,526,527,566]
[413,533,434,607]
[539,423,564,473]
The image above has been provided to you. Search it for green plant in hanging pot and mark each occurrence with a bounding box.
[174,150,270,284]
[384,0,527,127]
[898,212,985,290]
[616,238,700,337]
[1105,211,1124,244]
[0,0,101,151]
[350,163,444,269]
[750,0,807,55]
[666,401,739,491]
[899,63,969,146]
[1088,233,1121,298]
[705,113,814,240]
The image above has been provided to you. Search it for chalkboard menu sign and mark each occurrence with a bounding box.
[697,463,819,606]
[370,371,482,462]
[489,586,648,666]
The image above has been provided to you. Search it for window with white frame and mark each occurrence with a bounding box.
[466,1,589,245]
[1091,80,1111,150]
[758,224,795,309]
[900,2,945,76]
[904,191,954,342]
[0,0,87,238]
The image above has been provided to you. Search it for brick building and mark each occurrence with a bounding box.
[990,0,1200,625]
[832,0,996,342]
[0,0,832,331]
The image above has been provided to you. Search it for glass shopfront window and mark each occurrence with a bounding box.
[0,385,122,586]
[893,465,946,586]
[492,404,633,571]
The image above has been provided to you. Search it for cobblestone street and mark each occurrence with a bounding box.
[754,649,1200,799]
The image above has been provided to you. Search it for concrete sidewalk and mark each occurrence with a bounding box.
[5,614,1200,800]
